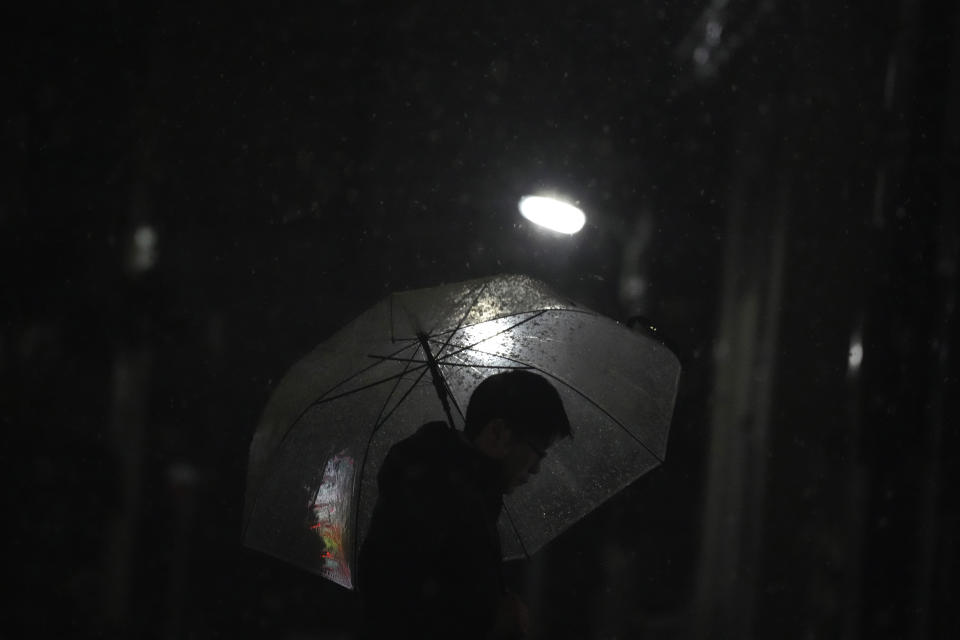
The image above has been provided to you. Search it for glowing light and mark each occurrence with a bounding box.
[705,20,723,45]
[848,338,863,373]
[130,224,158,272]
[519,195,586,235]
[694,46,710,66]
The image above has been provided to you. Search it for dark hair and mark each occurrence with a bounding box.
[463,370,571,443]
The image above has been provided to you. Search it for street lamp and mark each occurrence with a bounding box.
[518,195,586,235]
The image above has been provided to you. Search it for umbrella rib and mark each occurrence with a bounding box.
[369,362,432,434]
[451,344,664,463]
[424,309,549,362]
[367,354,431,365]
[424,279,492,427]
[353,341,433,576]
[422,310,550,388]
[351,362,435,584]
[312,339,422,404]
[369,348,430,437]
[371,354,532,370]
[436,278,491,358]
[386,280,490,431]
[425,306,596,349]
[426,308,662,459]
[242,341,428,542]
[422,297,535,429]
[308,365,427,407]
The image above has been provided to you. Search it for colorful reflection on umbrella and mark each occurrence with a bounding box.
[308,450,355,588]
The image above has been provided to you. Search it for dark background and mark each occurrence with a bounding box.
[4,1,957,638]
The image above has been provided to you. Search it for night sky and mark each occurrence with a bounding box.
[5,1,957,638]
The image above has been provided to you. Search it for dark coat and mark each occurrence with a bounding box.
[358,421,505,639]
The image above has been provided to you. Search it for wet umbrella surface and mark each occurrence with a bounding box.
[243,274,680,589]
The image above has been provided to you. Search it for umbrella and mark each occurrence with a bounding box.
[242,274,681,590]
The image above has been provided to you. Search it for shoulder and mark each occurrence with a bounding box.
[377,421,457,484]
[413,420,455,442]
[388,421,456,460]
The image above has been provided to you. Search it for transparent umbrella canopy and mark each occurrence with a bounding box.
[242,274,681,589]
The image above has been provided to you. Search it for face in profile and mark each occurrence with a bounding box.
[499,429,555,494]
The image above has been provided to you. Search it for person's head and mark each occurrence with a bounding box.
[464,370,571,493]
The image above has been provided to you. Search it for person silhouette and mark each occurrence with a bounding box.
[358,370,571,639]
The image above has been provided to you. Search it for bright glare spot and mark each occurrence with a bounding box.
[620,275,647,300]
[705,20,723,45]
[459,317,517,360]
[130,224,158,272]
[848,338,863,372]
[134,226,156,250]
[518,195,586,235]
[694,46,710,66]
